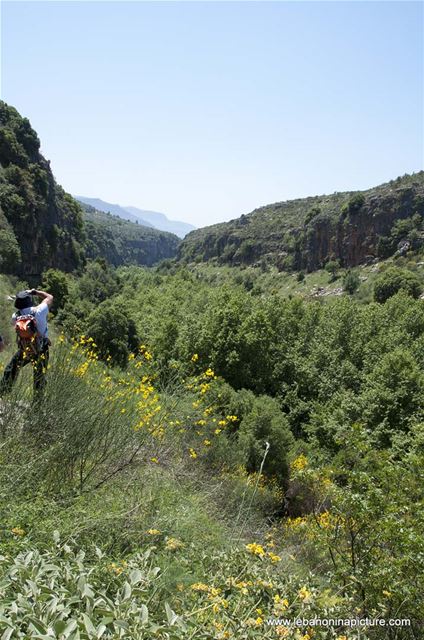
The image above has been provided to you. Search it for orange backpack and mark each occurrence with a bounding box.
[15,313,40,353]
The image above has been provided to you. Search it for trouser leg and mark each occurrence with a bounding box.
[0,350,25,394]
[33,345,49,392]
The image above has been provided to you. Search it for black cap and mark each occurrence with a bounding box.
[15,291,33,310]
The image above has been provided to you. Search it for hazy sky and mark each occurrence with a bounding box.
[1,1,423,227]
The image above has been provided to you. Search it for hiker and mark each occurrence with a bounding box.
[0,288,53,394]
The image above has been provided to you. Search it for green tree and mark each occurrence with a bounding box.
[374,267,421,303]
[41,268,69,313]
[238,396,294,488]
[86,300,138,367]
[342,269,360,295]
[78,260,119,304]
[325,259,340,281]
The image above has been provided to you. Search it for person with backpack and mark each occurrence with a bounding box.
[0,288,54,394]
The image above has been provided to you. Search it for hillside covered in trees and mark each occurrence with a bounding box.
[179,173,424,272]
[0,102,180,277]
[81,202,180,267]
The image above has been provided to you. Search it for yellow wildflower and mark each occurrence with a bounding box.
[165,537,184,551]
[11,527,25,537]
[268,551,282,563]
[246,542,266,557]
[191,582,209,592]
[191,353,199,362]
[146,529,161,535]
[150,457,159,464]
[298,586,311,601]
[189,448,197,459]
[292,454,308,471]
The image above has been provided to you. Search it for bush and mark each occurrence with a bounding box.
[238,396,294,488]
[374,267,421,303]
[41,268,69,313]
[342,269,360,294]
[325,259,340,281]
[86,301,139,367]
[341,193,365,217]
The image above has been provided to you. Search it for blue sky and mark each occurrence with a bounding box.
[1,1,423,226]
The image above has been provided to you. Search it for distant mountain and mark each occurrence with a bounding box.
[124,206,195,239]
[179,172,424,271]
[80,201,180,267]
[76,197,195,239]
[75,197,154,228]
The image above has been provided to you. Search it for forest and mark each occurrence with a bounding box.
[0,251,423,639]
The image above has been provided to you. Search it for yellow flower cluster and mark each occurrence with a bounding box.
[146,528,161,536]
[291,454,308,471]
[11,527,25,537]
[165,537,184,551]
[316,511,335,530]
[191,582,209,592]
[107,560,127,575]
[246,542,266,557]
[298,586,311,601]
[139,344,153,360]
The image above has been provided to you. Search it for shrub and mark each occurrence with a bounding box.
[41,268,69,313]
[342,269,360,294]
[238,396,294,488]
[86,301,139,366]
[325,259,340,281]
[374,267,421,303]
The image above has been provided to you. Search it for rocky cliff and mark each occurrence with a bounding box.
[179,173,424,271]
[0,101,86,277]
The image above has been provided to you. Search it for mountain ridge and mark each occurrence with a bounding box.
[80,201,180,267]
[76,197,195,238]
[179,172,424,270]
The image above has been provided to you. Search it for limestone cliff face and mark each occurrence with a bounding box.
[298,185,421,271]
[0,101,85,277]
[179,175,424,271]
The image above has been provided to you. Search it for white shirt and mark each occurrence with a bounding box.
[12,301,49,338]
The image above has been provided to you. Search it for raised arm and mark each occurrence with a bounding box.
[29,289,54,308]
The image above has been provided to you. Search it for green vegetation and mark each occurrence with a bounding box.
[1,259,423,637]
[179,172,424,272]
[1,101,424,638]
[373,266,421,303]
[81,201,179,267]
